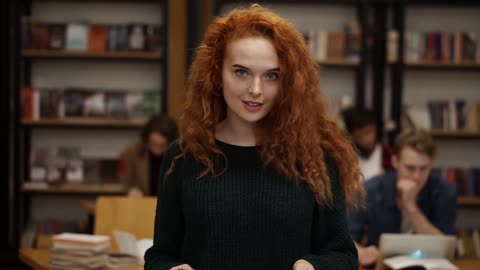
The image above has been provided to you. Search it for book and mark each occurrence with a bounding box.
[84,91,106,117]
[128,24,146,51]
[63,89,86,117]
[21,87,35,119]
[383,255,458,270]
[48,24,66,50]
[88,24,108,52]
[106,91,127,118]
[142,90,161,117]
[112,230,153,265]
[108,24,129,51]
[51,253,108,265]
[125,91,143,119]
[53,233,110,245]
[146,25,163,52]
[30,24,50,49]
[66,23,89,51]
[327,32,345,59]
[106,253,139,269]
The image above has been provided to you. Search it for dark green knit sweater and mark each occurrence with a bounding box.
[144,140,358,270]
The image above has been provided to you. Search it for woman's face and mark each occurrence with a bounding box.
[221,36,281,126]
[148,132,168,156]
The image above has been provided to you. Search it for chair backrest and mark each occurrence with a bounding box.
[94,196,157,250]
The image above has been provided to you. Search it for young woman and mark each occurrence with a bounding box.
[118,115,178,197]
[145,5,363,270]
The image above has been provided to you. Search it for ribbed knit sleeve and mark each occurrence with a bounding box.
[144,140,185,270]
[300,157,359,270]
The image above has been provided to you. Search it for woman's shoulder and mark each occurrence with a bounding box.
[164,139,182,158]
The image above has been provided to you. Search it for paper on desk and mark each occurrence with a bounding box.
[384,255,458,270]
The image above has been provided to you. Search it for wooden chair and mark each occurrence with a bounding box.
[94,196,157,250]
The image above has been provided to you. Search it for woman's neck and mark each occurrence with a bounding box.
[215,119,257,146]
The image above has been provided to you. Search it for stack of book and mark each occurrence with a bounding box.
[50,233,110,270]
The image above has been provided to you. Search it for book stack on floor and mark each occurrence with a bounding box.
[50,233,110,270]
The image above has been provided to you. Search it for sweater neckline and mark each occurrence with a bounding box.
[214,138,257,150]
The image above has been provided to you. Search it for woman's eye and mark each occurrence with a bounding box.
[266,72,279,81]
[235,69,248,77]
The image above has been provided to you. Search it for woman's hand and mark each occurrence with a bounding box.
[169,264,194,270]
[293,259,314,270]
[358,245,380,267]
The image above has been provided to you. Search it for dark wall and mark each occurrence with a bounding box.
[0,0,21,266]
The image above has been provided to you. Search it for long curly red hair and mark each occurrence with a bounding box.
[171,4,363,206]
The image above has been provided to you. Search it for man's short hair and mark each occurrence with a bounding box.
[394,129,436,158]
[341,107,376,133]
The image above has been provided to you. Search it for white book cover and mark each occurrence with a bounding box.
[113,230,153,265]
[66,23,88,51]
[53,232,110,244]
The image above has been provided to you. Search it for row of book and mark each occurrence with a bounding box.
[388,31,480,63]
[23,20,163,52]
[21,87,161,120]
[402,100,480,131]
[30,146,118,184]
[457,229,480,259]
[303,20,361,62]
[432,167,480,197]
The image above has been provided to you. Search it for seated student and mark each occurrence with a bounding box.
[347,129,456,268]
[342,107,394,181]
[118,115,178,197]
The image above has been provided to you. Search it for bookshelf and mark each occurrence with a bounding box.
[22,49,162,60]
[318,58,359,67]
[22,118,146,128]
[21,182,127,195]
[430,130,480,139]
[388,60,480,69]
[458,197,480,207]
[384,2,480,244]
[13,0,188,251]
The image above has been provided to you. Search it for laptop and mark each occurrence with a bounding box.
[374,233,456,270]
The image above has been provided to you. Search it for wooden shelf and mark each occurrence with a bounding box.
[221,0,361,5]
[317,58,359,67]
[21,182,127,195]
[458,197,480,206]
[429,130,480,138]
[22,49,162,60]
[22,118,146,128]
[35,0,161,2]
[389,60,480,69]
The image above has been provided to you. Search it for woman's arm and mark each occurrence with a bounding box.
[300,157,359,270]
[144,141,187,270]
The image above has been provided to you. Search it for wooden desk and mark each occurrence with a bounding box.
[20,248,480,270]
[19,248,142,270]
